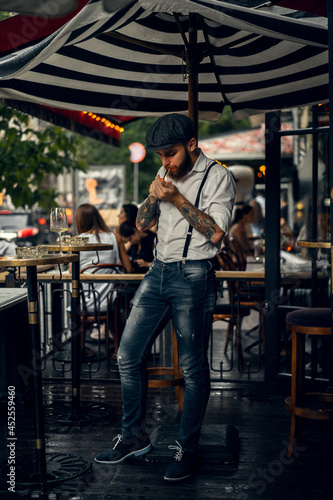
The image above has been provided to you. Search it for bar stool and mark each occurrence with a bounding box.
[285,308,332,458]
[148,326,184,410]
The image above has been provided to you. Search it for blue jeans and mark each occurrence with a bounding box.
[117,258,216,453]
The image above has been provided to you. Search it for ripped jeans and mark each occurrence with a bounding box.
[117,258,216,453]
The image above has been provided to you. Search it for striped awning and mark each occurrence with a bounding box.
[0,0,328,121]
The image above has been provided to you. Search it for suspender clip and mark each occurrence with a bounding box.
[182,258,186,264]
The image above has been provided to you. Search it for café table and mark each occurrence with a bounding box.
[44,243,113,421]
[0,253,86,484]
[297,240,330,249]
[297,239,331,286]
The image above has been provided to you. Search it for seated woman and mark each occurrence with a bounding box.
[117,203,138,228]
[228,205,254,257]
[75,204,122,344]
[114,203,139,273]
[118,221,155,272]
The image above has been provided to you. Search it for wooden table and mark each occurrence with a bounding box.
[0,254,78,483]
[297,239,331,290]
[297,240,330,250]
[32,270,265,283]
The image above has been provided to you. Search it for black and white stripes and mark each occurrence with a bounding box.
[0,0,328,119]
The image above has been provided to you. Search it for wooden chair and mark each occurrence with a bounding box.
[285,308,332,457]
[225,236,247,271]
[147,324,184,410]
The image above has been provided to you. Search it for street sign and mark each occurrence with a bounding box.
[129,142,146,163]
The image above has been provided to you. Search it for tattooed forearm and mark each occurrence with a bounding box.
[136,196,159,231]
[176,199,217,240]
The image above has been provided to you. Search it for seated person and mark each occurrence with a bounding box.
[116,203,138,228]
[228,205,254,256]
[280,216,294,252]
[114,204,139,273]
[76,204,122,344]
[118,221,155,272]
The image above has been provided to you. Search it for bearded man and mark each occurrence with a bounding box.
[95,113,236,482]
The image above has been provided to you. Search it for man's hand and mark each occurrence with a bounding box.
[149,175,181,204]
[147,174,224,245]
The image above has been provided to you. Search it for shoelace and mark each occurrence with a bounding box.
[112,434,122,450]
[168,441,184,462]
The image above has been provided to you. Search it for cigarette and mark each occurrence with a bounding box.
[165,171,169,180]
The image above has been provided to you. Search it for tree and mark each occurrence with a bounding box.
[0,104,87,209]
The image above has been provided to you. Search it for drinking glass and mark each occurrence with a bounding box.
[50,208,68,255]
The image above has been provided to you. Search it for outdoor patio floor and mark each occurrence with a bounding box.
[1,379,332,500]
[1,312,332,500]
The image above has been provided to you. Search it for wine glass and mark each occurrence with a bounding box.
[50,208,68,255]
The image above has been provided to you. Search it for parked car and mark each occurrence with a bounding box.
[0,209,58,250]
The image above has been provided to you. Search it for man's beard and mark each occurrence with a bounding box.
[168,148,193,180]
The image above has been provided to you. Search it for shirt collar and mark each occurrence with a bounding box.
[188,148,207,175]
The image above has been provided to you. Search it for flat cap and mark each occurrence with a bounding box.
[145,113,195,150]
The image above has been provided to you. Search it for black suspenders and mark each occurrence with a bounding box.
[181,161,217,263]
[154,160,217,263]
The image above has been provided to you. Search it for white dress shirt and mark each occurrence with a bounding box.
[154,150,236,263]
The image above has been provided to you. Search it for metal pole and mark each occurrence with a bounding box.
[327,0,333,393]
[133,162,139,203]
[188,13,198,141]
[71,168,78,236]
[27,266,47,482]
[311,106,319,308]
[71,257,81,419]
[264,111,281,394]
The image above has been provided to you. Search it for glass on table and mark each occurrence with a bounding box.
[16,247,29,258]
[62,236,89,246]
[37,245,49,257]
[50,208,68,255]
[63,235,72,245]
[71,236,89,246]
[15,246,48,258]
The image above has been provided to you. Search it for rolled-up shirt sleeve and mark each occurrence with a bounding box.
[202,165,236,235]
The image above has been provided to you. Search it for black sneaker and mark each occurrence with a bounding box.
[164,441,197,482]
[95,434,152,464]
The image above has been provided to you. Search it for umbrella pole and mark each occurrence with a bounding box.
[327,0,333,401]
[188,14,199,141]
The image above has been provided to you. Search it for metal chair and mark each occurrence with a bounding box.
[79,263,127,364]
[212,244,251,373]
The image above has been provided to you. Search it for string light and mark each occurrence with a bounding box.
[82,111,124,133]
[259,165,266,175]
